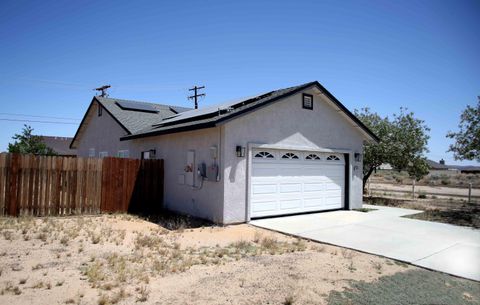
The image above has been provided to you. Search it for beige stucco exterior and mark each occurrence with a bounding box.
[221,88,365,223]
[75,102,131,157]
[75,87,368,224]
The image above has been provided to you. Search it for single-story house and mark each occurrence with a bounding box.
[40,136,77,157]
[426,159,461,176]
[70,81,378,224]
[453,166,480,174]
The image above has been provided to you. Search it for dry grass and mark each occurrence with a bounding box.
[372,170,480,188]
[0,213,421,305]
[1,282,22,295]
[0,214,316,304]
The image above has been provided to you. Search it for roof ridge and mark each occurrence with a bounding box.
[96,96,192,110]
[152,81,317,127]
[120,80,379,143]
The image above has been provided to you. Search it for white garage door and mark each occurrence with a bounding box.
[250,150,345,218]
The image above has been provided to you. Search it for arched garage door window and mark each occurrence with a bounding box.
[327,155,341,161]
[305,153,321,160]
[254,151,275,159]
[281,152,299,160]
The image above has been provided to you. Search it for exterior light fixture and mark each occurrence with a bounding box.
[354,153,361,162]
[236,146,245,157]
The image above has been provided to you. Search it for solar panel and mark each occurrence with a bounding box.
[116,100,159,113]
[159,93,265,124]
[169,106,191,114]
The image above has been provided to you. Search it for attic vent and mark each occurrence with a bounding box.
[115,101,159,113]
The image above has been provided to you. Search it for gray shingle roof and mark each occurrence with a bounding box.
[40,136,77,156]
[95,97,191,134]
[123,82,317,139]
[121,81,379,143]
[426,159,450,170]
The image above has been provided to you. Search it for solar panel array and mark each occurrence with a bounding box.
[116,100,159,113]
[159,93,265,125]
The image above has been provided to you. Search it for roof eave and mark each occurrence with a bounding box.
[312,81,380,143]
[120,121,217,141]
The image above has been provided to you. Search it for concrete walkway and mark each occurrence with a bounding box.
[250,205,480,281]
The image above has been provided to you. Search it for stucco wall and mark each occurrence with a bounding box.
[128,128,225,223]
[222,88,365,223]
[75,105,225,223]
[75,102,131,157]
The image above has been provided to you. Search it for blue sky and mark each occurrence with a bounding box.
[0,0,478,165]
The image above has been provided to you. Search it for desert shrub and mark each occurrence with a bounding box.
[393,175,404,184]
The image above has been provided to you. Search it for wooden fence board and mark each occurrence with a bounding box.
[0,154,163,216]
[0,154,7,216]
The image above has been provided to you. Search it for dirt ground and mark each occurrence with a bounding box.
[365,195,480,229]
[0,214,477,305]
[369,182,480,199]
[371,170,480,189]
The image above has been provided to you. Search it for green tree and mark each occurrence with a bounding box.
[355,108,430,188]
[7,125,57,155]
[447,97,480,162]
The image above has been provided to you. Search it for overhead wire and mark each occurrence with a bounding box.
[0,112,80,121]
[0,118,79,125]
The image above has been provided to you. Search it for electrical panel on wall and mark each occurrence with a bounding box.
[185,150,195,186]
[209,145,220,182]
[198,162,207,178]
[206,164,218,181]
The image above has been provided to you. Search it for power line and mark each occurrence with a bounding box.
[188,85,205,109]
[0,112,80,121]
[0,118,79,125]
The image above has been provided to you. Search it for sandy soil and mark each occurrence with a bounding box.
[0,215,411,305]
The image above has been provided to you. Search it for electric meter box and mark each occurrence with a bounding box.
[206,164,218,181]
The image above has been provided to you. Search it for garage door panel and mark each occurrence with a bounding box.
[279,183,302,193]
[304,198,324,207]
[279,199,302,210]
[252,184,277,195]
[251,150,345,218]
[303,192,325,200]
[251,200,277,212]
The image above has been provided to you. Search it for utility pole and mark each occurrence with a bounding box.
[188,85,205,109]
[94,85,111,97]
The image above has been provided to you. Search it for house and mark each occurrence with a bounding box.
[426,159,460,176]
[70,81,378,224]
[40,136,77,157]
[453,166,480,174]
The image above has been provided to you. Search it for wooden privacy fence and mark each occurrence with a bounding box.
[101,157,164,214]
[0,153,164,216]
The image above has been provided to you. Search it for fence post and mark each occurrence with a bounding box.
[468,183,472,204]
[412,179,416,200]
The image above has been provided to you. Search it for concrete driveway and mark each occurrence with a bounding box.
[250,204,480,281]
